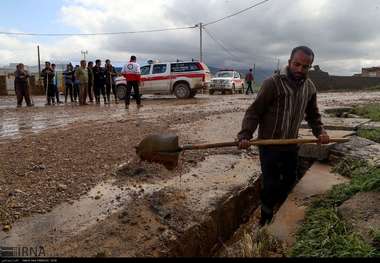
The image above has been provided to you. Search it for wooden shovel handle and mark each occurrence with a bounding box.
[181,138,350,151]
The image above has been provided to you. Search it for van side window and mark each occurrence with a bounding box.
[171,63,201,73]
[152,64,167,74]
[141,65,151,75]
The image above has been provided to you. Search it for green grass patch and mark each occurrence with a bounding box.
[291,159,380,257]
[351,103,380,122]
[358,128,380,143]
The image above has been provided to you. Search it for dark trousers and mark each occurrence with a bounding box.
[125,81,141,106]
[259,147,299,219]
[15,83,32,106]
[94,83,106,102]
[246,81,254,94]
[45,84,55,104]
[65,83,74,102]
[73,83,80,101]
[54,85,61,102]
[106,81,117,101]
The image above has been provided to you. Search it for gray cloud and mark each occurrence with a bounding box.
[1,0,380,75]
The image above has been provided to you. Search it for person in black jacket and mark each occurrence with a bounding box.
[93,59,107,104]
[51,63,62,104]
[41,61,55,105]
[63,64,75,103]
[105,59,118,104]
[87,61,94,103]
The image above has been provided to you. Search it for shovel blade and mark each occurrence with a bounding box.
[136,134,182,170]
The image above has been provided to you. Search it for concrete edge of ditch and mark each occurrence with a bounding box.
[163,179,261,257]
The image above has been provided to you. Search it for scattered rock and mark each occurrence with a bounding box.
[133,168,146,176]
[58,184,68,191]
[14,189,26,195]
[32,164,46,171]
[95,195,101,200]
[3,225,11,232]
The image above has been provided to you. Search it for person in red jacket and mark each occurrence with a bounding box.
[245,68,255,95]
[121,55,142,109]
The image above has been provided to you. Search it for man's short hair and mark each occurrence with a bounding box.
[290,46,314,63]
[105,59,110,63]
[95,59,101,64]
[51,63,56,67]
[130,56,136,61]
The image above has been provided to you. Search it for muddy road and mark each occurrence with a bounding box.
[1,91,379,257]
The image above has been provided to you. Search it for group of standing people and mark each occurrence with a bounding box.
[41,62,63,105]
[14,55,143,108]
[57,59,119,106]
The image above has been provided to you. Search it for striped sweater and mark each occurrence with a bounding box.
[238,67,324,145]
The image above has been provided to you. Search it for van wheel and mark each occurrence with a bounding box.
[174,83,191,99]
[116,85,127,100]
[232,84,236,94]
[209,90,215,95]
[241,84,245,94]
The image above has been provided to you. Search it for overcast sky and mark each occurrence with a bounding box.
[1,0,380,75]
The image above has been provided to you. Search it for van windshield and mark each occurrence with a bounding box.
[215,72,234,78]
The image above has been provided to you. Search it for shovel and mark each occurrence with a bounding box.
[135,134,349,170]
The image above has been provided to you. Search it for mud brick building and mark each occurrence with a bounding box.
[309,66,380,91]
[361,67,380,77]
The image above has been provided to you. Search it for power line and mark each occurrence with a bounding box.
[204,0,271,26]
[204,27,281,65]
[203,27,239,60]
[0,26,196,37]
[0,1,271,36]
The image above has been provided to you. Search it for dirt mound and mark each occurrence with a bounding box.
[338,191,380,246]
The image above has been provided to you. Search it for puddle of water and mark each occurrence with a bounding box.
[0,95,253,141]
[0,181,159,247]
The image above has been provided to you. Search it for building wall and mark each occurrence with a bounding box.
[361,67,380,77]
[309,67,380,91]
[0,74,43,96]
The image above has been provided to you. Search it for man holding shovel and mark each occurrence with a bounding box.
[238,46,330,226]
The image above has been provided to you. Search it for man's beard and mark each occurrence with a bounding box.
[288,70,307,82]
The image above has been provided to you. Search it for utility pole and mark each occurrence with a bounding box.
[81,50,88,61]
[277,58,280,72]
[199,22,203,62]
[37,45,41,77]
